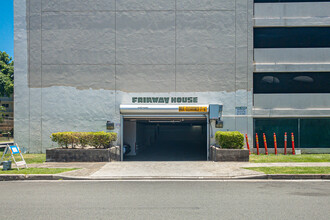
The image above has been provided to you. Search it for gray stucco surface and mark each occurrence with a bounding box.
[15,0,253,152]
[27,0,252,92]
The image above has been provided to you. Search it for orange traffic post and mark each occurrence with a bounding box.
[263,133,268,155]
[284,132,287,155]
[273,133,278,155]
[255,133,260,155]
[291,132,295,155]
[245,134,250,155]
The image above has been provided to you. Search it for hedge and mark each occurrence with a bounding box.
[51,132,117,149]
[215,131,244,149]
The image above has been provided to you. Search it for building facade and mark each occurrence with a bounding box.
[253,0,330,151]
[14,0,329,156]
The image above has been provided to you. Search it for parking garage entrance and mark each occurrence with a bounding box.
[123,117,207,161]
[120,104,209,161]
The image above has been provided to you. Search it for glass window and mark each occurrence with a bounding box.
[254,119,298,148]
[300,119,330,148]
[254,118,330,148]
[254,27,330,48]
[254,72,330,94]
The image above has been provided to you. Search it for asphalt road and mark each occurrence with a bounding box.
[0,180,329,220]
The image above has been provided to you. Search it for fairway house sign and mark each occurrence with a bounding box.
[132,97,198,104]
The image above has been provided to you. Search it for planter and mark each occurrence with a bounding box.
[46,146,121,162]
[210,146,249,162]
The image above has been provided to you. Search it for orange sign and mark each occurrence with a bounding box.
[179,106,207,112]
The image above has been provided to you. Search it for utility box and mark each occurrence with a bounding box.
[215,120,224,128]
[209,104,223,120]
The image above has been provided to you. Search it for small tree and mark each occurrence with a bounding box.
[0,51,14,97]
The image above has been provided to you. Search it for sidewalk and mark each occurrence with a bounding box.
[1,161,327,180]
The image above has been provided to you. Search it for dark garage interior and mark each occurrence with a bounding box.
[124,119,207,161]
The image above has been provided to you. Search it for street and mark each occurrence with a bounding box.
[0,180,329,219]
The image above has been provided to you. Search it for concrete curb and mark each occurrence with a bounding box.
[1,174,329,181]
[0,174,80,181]
[266,174,330,180]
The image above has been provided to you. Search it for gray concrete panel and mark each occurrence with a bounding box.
[14,80,29,120]
[176,11,235,64]
[14,0,30,149]
[254,94,330,109]
[116,65,175,92]
[253,108,330,118]
[41,87,116,121]
[116,11,175,64]
[41,65,115,89]
[177,0,235,11]
[42,0,115,12]
[235,10,248,48]
[42,12,115,65]
[29,89,42,122]
[254,48,330,64]
[236,0,248,11]
[255,2,330,18]
[116,0,175,10]
[28,13,42,87]
[29,88,42,153]
[254,2,330,27]
[254,63,330,73]
[29,0,41,14]
[175,64,235,92]
[235,117,248,135]
[29,118,42,152]
[14,118,30,150]
[254,17,330,27]
[247,0,254,94]
[235,81,248,90]
[235,47,248,83]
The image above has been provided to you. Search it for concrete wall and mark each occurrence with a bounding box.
[15,0,253,152]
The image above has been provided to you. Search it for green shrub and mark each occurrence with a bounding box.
[215,131,244,149]
[51,132,117,149]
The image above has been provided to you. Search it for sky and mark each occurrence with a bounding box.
[0,0,14,59]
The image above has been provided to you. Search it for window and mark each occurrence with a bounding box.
[254,118,330,148]
[300,119,330,148]
[254,27,330,48]
[253,72,330,94]
[2,104,9,108]
[254,119,298,149]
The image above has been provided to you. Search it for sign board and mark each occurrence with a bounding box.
[179,106,207,112]
[235,107,247,115]
[132,97,198,104]
[0,144,27,170]
[9,145,20,155]
[106,121,114,130]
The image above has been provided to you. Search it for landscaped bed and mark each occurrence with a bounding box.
[0,167,78,174]
[211,131,249,161]
[249,154,330,163]
[245,167,330,174]
[47,131,120,162]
